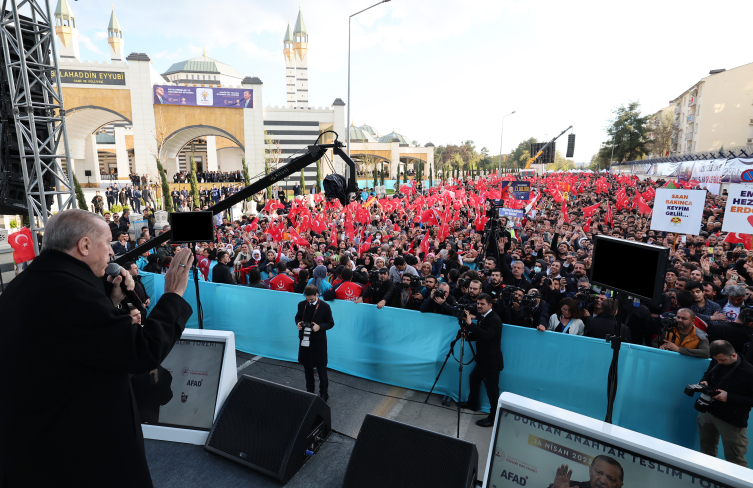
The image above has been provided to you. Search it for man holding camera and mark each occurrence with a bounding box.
[296,285,335,403]
[360,267,395,309]
[482,268,504,302]
[511,288,550,329]
[389,274,423,310]
[694,340,753,467]
[457,293,504,427]
[388,255,419,283]
[420,282,457,315]
[652,308,710,358]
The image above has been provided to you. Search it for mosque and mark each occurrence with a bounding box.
[51,0,433,188]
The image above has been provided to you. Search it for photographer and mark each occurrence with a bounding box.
[652,308,710,358]
[360,267,395,309]
[511,288,550,329]
[695,340,753,467]
[388,255,419,283]
[460,279,483,317]
[420,282,457,315]
[583,298,632,342]
[482,268,504,302]
[457,293,504,427]
[296,285,335,403]
[389,274,424,310]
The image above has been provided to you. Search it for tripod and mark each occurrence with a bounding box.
[424,318,478,438]
[481,218,503,265]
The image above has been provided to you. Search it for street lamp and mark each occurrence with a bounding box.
[498,110,516,173]
[347,0,391,162]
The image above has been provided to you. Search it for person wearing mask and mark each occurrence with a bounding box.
[359,267,395,309]
[652,308,710,358]
[457,294,504,427]
[583,298,632,342]
[541,297,585,335]
[211,251,235,285]
[696,340,753,467]
[296,286,335,403]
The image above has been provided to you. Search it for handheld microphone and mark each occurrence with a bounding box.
[105,262,148,322]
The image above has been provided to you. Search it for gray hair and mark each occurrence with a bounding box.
[726,285,747,298]
[42,209,106,252]
[511,260,525,267]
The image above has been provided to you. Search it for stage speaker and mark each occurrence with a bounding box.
[342,414,479,488]
[204,375,331,483]
[566,134,576,158]
[84,170,92,177]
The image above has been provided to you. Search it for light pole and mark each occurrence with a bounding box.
[347,0,391,163]
[498,110,516,173]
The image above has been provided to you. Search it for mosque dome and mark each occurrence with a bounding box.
[378,131,411,145]
[359,124,380,139]
[162,52,242,84]
[349,125,376,142]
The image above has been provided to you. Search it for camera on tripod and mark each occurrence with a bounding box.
[684,383,720,412]
[661,312,679,328]
[452,299,476,320]
[501,285,522,302]
[399,275,423,292]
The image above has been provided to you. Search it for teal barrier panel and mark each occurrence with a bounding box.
[141,273,752,465]
[357,180,430,191]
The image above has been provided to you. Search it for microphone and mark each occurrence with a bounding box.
[105,262,147,322]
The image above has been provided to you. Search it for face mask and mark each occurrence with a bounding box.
[534,266,541,273]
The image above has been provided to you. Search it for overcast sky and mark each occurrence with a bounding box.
[67,0,752,162]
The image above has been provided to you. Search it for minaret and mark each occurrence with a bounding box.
[283,22,296,108]
[293,7,308,109]
[107,7,124,62]
[54,0,79,60]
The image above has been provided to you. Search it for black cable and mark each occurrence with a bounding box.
[247,359,485,416]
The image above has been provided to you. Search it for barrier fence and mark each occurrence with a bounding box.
[142,273,752,466]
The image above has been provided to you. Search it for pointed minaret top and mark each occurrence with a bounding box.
[108,7,122,34]
[55,0,76,27]
[293,8,307,36]
[283,22,293,43]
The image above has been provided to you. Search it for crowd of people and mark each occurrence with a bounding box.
[172,170,244,183]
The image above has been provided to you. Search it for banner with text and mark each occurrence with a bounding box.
[501,181,531,200]
[153,85,252,108]
[650,189,705,235]
[721,183,753,233]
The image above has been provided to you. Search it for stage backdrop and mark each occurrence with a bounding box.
[142,273,752,466]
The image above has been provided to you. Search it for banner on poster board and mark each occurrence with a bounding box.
[650,189,705,235]
[499,208,524,219]
[153,85,252,109]
[721,183,753,233]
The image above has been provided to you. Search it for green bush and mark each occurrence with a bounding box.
[9,220,18,229]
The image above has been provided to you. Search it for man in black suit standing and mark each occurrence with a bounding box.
[458,293,504,427]
[295,285,335,402]
[0,209,194,487]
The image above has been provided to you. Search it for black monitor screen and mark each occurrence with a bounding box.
[170,211,215,243]
[131,339,226,431]
[590,236,667,302]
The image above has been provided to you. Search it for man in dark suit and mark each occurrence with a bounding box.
[0,209,194,488]
[111,232,133,255]
[211,251,235,285]
[296,285,335,402]
[155,86,165,104]
[106,186,116,209]
[458,293,504,427]
[242,90,253,108]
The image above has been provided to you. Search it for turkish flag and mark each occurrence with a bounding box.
[420,209,439,225]
[9,227,35,263]
[723,233,753,250]
[287,227,309,247]
[636,194,653,215]
[582,202,600,217]
[562,200,570,223]
[605,204,613,228]
[584,217,592,234]
[419,231,431,254]
[360,235,373,256]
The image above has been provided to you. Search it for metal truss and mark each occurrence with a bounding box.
[0,0,74,251]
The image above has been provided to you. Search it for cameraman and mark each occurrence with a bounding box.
[696,340,753,467]
[511,288,549,329]
[482,268,504,302]
[460,280,483,318]
[360,267,395,309]
[420,282,457,315]
[422,275,438,299]
[388,255,419,283]
[457,293,504,427]
[652,308,710,358]
[389,274,423,310]
[296,285,335,403]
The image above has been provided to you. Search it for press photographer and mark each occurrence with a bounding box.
[296,285,335,403]
[457,293,504,427]
[482,268,504,301]
[389,274,423,310]
[360,267,395,309]
[420,282,457,315]
[0,209,194,487]
[652,308,710,358]
[510,288,549,329]
[689,340,753,467]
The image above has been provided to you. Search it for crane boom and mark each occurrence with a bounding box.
[524,125,573,169]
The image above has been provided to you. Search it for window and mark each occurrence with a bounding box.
[191,75,194,79]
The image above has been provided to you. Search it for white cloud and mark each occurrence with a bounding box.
[93,31,108,41]
[78,33,103,55]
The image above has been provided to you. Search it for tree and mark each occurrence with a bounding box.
[73,174,87,211]
[429,166,433,187]
[646,110,673,158]
[380,162,385,186]
[299,167,305,192]
[403,163,408,184]
[189,155,200,209]
[241,157,252,212]
[603,101,649,163]
[316,159,322,193]
[156,158,172,212]
[264,131,281,200]
[508,137,538,169]
[547,150,575,171]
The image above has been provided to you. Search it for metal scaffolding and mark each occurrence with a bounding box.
[0,0,75,251]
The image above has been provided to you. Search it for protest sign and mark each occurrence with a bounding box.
[650,189,705,235]
[722,183,753,233]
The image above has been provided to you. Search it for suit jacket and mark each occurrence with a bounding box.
[211,262,235,285]
[0,250,192,487]
[467,310,504,371]
[295,300,335,366]
[112,241,132,255]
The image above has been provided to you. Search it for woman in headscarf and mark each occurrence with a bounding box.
[307,264,332,295]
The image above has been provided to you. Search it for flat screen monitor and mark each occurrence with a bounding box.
[482,393,751,488]
[170,211,215,243]
[132,329,237,445]
[590,235,668,303]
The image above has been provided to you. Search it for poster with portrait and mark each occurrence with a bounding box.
[650,189,705,235]
[152,85,252,109]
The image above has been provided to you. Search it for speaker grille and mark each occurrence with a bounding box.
[344,415,477,488]
[206,376,313,474]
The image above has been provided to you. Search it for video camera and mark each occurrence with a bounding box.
[684,383,720,413]
[575,284,601,304]
[452,299,476,320]
[457,278,471,289]
[520,291,541,311]
[501,285,522,302]
[660,312,678,329]
[368,269,383,292]
[432,288,446,300]
[399,275,423,292]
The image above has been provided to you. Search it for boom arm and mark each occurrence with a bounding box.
[113,137,357,265]
[524,125,573,169]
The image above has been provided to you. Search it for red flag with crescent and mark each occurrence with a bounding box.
[9,227,35,263]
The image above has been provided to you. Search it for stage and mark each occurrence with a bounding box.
[144,351,494,487]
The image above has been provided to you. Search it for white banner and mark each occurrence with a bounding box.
[721,183,753,233]
[690,158,726,195]
[650,189,706,235]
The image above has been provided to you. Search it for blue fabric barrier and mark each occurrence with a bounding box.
[357,180,429,191]
[142,273,752,465]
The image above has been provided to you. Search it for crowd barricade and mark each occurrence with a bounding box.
[141,272,752,465]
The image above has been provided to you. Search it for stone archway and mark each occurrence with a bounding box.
[161,125,246,177]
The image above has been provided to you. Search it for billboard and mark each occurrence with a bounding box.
[153,85,253,109]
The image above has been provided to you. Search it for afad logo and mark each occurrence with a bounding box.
[741,169,753,182]
[500,470,527,486]
[186,379,203,387]
[181,392,188,403]
[181,367,189,377]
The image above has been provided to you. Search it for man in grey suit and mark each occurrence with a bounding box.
[155,86,165,104]
[242,90,252,109]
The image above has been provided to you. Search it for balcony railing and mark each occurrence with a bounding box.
[685,132,694,141]
[689,96,697,107]
[687,114,695,124]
